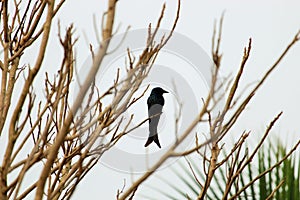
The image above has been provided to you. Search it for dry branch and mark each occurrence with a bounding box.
[0,1,299,200]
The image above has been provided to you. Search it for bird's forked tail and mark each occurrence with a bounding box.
[144,134,161,148]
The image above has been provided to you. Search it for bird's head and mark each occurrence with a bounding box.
[151,87,168,95]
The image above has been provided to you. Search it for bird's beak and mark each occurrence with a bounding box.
[163,90,168,93]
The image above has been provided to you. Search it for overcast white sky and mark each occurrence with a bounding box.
[5,0,300,199]
[52,0,300,199]
[53,1,300,199]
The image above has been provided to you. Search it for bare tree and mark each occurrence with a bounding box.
[0,0,299,200]
[1,0,180,199]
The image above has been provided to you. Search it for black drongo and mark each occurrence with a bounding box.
[144,87,168,148]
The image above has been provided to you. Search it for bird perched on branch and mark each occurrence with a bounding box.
[144,87,168,148]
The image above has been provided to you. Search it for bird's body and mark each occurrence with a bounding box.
[144,87,168,148]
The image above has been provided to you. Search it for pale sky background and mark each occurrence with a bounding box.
[52,0,300,199]
[60,1,299,199]
[2,0,300,199]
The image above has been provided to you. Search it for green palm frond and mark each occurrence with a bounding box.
[144,138,299,199]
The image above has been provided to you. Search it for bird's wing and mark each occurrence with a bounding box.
[147,95,154,110]
[148,103,163,137]
[147,95,163,119]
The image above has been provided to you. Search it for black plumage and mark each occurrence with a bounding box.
[144,87,168,148]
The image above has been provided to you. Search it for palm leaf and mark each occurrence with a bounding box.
[143,138,299,199]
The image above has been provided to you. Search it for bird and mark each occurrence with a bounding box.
[144,87,168,148]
